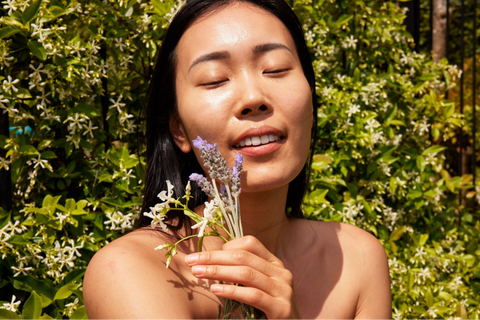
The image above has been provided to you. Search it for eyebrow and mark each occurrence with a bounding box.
[253,43,292,56]
[188,43,292,73]
[188,51,230,73]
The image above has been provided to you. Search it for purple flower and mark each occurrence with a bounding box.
[189,173,205,183]
[235,153,243,169]
[189,172,215,197]
[192,136,206,150]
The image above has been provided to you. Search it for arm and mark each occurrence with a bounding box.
[184,235,302,319]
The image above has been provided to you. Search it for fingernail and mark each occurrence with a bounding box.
[192,266,206,276]
[185,254,199,265]
[211,284,223,294]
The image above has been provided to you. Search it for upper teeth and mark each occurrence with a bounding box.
[235,134,280,147]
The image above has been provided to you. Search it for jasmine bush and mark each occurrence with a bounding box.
[0,0,478,319]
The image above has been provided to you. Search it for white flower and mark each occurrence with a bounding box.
[109,95,126,113]
[1,295,21,312]
[2,0,17,15]
[2,75,19,93]
[143,181,176,231]
[11,262,33,277]
[191,199,218,237]
[365,119,380,132]
[305,30,315,43]
[158,180,174,201]
[342,35,358,49]
[427,307,439,319]
[346,104,361,117]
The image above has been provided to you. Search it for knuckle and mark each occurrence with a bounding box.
[282,269,294,285]
[231,250,248,264]
[243,235,258,248]
[240,267,256,282]
[247,288,263,305]
[202,251,212,263]
[207,266,218,276]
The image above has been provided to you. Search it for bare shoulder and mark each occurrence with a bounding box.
[83,229,198,319]
[305,221,392,318]
[305,220,387,263]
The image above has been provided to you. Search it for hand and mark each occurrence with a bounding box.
[184,235,301,319]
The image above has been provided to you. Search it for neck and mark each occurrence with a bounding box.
[238,185,291,256]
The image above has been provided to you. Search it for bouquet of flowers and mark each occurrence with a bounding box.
[143,137,266,319]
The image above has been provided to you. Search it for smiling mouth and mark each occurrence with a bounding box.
[234,134,282,148]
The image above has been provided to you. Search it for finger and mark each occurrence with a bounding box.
[222,236,284,266]
[191,265,288,296]
[185,249,288,281]
[210,283,294,319]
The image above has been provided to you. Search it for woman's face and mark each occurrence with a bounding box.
[173,2,313,193]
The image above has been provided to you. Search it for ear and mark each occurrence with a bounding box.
[169,116,192,154]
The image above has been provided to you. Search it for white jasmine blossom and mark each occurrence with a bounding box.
[191,199,219,237]
[365,119,380,132]
[1,295,21,312]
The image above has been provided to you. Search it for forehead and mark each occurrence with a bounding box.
[176,3,296,64]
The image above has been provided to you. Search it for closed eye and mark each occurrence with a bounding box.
[264,69,290,75]
[201,79,228,87]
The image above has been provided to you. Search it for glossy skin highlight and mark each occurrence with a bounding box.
[83,3,392,319]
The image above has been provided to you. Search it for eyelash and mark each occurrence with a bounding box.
[264,68,289,75]
[201,79,228,87]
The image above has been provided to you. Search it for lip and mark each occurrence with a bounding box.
[232,126,285,157]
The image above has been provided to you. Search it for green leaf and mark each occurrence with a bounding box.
[70,306,88,319]
[0,26,21,39]
[388,120,405,126]
[0,309,22,319]
[336,14,353,26]
[389,226,405,242]
[22,291,42,320]
[22,0,43,25]
[28,40,47,61]
[456,304,468,319]
[16,88,32,99]
[40,151,56,159]
[416,155,425,173]
[411,305,426,314]
[10,276,54,308]
[53,283,80,300]
[419,234,429,246]
[19,145,39,155]
[426,289,434,308]
[422,145,447,156]
[71,104,101,117]
[11,157,26,182]
[443,103,455,119]
[62,270,85,286]
[8,235,31,244]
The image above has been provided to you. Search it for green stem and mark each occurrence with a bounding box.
[212,181,235,233]
[173,234,199,247]
[197,236,204,252]
[215,222,235,240]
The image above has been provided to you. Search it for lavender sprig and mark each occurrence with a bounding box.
[191,136,243,238]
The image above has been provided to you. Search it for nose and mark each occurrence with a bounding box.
[235,75,271,117]
[240,104,268,116]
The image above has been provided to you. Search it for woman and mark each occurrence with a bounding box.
[83,0,392,318]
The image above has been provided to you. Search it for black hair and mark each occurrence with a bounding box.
[136,0,318,235]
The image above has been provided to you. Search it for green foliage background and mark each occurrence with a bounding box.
[0,0,479,318]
